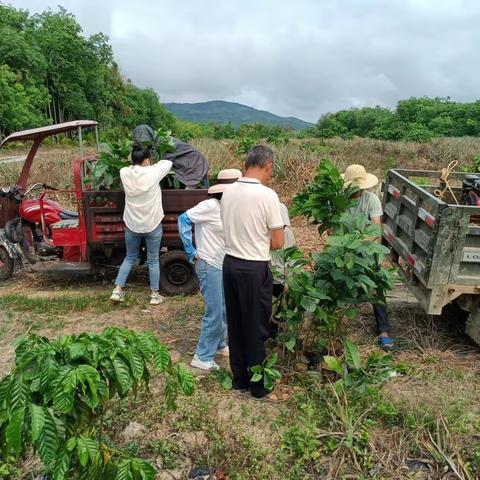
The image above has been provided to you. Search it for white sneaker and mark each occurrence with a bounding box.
[190,354,220,371]
[110,289,126,303]
[217,345,229,357]
[150,291,165,305]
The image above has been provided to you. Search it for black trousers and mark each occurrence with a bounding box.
[223,255,273,398]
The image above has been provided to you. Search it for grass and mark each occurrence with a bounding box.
[0,292,143,315]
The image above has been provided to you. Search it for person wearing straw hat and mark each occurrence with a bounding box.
[178,169,243,371]
[343,164,395,350]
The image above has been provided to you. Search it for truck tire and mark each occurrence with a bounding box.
[0,246,14,282]
[466,310,480,346]
[160,250,198,295]
[447,296,480,346]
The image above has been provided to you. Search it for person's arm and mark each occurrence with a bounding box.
[177,213,197,263]
[271,228,285,250]
[154,160,173,182]
[368,192,384,241]
[266,194,285,251]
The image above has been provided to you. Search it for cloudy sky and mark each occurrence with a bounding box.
[14,0,480,122]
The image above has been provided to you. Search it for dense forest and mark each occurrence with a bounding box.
[314,97,480,141]
[0,3,176,139]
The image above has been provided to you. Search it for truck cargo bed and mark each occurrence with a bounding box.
[383,169,480,314]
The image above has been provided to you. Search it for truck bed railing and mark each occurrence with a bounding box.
[383,168,480,315]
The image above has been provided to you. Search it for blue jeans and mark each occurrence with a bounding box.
[195,259,227,362]
[115,223,163,291]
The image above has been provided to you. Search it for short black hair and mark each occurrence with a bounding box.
[246,145,274,168]
[131,143,151,165]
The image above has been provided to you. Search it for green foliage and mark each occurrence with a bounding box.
[0,327,194,479]
[0,4,175,138]
[133,126,176,161]
[315,96,480,141]
[236,135,259,156]
[150,438,181,469]
[314,213,396,308]
[324,339,395,393]
[290,159,359,234]
[471,155,480,173]
[211,369,233,390]
[250,353,282,392]
[86,140,132,190]
[212,121,236,140]
[281,403,321,464]
[152,127,176,160]
[274,214,395,354]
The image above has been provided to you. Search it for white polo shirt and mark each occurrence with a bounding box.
[221,178,284,261]
[186,198,225,270]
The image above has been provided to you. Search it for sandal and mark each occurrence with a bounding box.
[379,336,396,351]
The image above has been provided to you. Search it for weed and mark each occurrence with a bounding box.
[250,353,282,392]
[124,440,141,457]
[280,404,321,465]
[150,438,181,469]
[210,369,233,390]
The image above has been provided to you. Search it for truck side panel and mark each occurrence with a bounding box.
[83,190,208,247]
[383,169,480,314]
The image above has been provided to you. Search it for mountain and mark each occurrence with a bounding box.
[165,100,313,130]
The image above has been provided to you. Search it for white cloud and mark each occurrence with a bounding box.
[13,0,480,122]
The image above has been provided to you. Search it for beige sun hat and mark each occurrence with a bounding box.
[208,168,242,194]
[342,164,379,190]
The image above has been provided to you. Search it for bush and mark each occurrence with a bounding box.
[0,327,194,479]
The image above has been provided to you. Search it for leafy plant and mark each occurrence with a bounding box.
[211,369,233,390]
[274,214,395,355]
[281,403,321,465]
[250,353,282,392]
[291,159,359,234]
[313,213,396,309]
[324,339,395,393]
[236,136,259,156]
[471,154,480,173]
[0,327,195,479]
[86,140,132,190]
[153,126,176,160]
[150,438,181,469]
[267,132,289,146]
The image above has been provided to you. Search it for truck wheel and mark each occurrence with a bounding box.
[160,250,198,295]
[450,296,480,346]
[466,310,480,346]
[0,246,14,282]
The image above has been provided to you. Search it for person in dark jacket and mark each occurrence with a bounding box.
[133,125,209,188]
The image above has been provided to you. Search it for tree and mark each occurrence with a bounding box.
[0,3,176,139]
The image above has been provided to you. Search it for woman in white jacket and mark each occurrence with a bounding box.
[110,143,172,305]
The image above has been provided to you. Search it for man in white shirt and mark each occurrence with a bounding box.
[221,145,284,399]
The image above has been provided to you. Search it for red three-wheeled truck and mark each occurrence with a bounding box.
[0,120,208,294]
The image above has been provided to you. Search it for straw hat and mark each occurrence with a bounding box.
[342,164,379,190]
[208,168,242,194]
